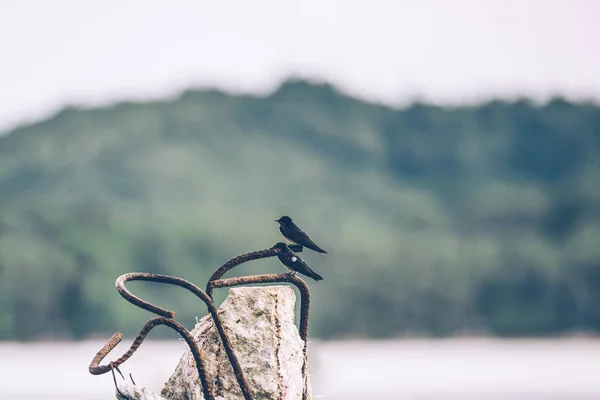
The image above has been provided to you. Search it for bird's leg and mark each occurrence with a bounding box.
[286,271,297,277]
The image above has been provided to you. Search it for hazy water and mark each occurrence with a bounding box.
[1,338,599,399]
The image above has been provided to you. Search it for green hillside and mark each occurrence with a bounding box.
[1,78,599,340]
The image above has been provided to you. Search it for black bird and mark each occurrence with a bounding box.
[275,216,328,254]
[272,242,323,281]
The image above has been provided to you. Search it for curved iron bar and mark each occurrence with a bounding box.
[205,244,303,298]
[88,316,215,400]
[114,272,253,400]
[89,332,123,375]
[206,248,276,297]
[209,273,311,400]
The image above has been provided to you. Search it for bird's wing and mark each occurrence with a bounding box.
[292,228,314,243]
[282,225,309,242]
[288,252,308,268]
[292,255,322,278]
[298,232,323,249]
[283,225,327,253]
[288,223,304,233]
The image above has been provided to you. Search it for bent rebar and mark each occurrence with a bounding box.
[205,244,303,297]
[114,272,252,400]
[88,317,214,400]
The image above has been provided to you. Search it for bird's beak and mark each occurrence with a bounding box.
[274,219,279,222]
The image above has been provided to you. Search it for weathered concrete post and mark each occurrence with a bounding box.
[115,286,312,400]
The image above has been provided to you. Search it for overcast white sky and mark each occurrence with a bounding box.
[0,0,599,133]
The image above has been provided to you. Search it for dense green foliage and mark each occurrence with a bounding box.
[1,79,599,341]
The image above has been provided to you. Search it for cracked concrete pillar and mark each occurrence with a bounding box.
[158,285,311,400]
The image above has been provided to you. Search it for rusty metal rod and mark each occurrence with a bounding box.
[205,244,303,298]
[209,273,311,400]
[114,272,253,400]
[206,248,276,297]
[88,317,215,400]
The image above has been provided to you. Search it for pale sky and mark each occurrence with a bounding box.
[0,0,599,133]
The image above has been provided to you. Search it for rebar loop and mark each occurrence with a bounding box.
[114,272,253,400]
[206,248,276,296]
[88,316,215,400]
[209,273,311,400]
[90,243,314,400]
[205,244,303,297]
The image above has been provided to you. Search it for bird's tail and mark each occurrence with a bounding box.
[305,239,328,254]
[308,269,323,282]
[310,242,328,254]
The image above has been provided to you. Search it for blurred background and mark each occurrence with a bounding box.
[1,0,600,399]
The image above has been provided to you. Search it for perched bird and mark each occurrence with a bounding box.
[275,216,328,254]
[272,242,323,281]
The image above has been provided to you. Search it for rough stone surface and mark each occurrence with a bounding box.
[160,286,310,400]
[115,384,165,399]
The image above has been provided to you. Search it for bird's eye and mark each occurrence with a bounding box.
[292,257,297,262]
